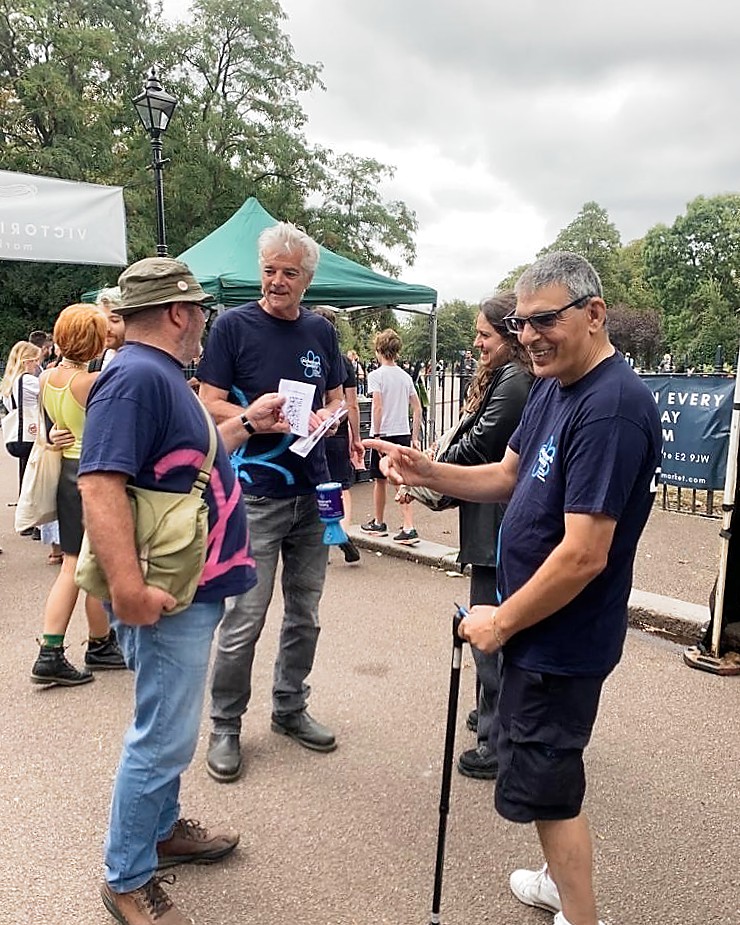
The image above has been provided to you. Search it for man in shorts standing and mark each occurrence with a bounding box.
[361,328,422,545]
[367,252,661,925]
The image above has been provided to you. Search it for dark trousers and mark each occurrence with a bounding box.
[469,564,502,751]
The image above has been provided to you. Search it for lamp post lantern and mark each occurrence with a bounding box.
[132,66,177,257]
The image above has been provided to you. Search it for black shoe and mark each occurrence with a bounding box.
[457,743,498,780]
[466,708,478,733]
[360,519,388,536]
[271,710,337,752]
[19,526,35,537]
[31,645,94,687]
[339,539,361,563]
[32,527,41,541]
[206,733,242,782]
[85,630,127,670]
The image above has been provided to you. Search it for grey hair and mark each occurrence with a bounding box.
[96,285,122,308]
[515,251,603,301]
[258,222,321,276]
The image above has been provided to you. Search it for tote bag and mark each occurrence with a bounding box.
[15,407,61,531]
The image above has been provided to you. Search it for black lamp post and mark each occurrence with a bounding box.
[132,66,177,257]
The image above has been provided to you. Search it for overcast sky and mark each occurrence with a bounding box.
[164,0,740,304]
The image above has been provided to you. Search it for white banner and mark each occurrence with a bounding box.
[0,170,127,266]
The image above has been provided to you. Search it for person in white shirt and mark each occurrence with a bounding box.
[361,328,422,545]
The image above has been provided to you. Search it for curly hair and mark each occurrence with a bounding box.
[53,303,108,363]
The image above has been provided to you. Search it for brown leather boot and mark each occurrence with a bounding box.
[156,818,239,869]
[100,876,190,924]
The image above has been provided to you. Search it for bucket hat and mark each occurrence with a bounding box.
[116,257,212,316]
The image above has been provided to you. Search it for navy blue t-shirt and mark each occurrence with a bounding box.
[196,302,343,498]
[500,352,661,677]
[79,343,256,603]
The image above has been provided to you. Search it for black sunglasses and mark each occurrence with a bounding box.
[504,295,596,334]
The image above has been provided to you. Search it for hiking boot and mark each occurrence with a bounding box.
[360,519,388,536]
[206,733,242,783]
[86,629,127,670]
[271,710,337,752]
[157,818,239,869]
[466,708,478,732]
[339,539,361,563]
[393,527,419,546]
[31,644,94,687]
[509,864,561,913]
[101,875,189,925]
[457,743,498,779]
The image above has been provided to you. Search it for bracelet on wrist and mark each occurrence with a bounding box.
[490,611,506,648]
[240,413,256,435]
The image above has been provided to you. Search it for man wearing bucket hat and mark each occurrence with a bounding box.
[77,256,287,925]
[196,222,344,782]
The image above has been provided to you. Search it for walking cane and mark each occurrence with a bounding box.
[429,604,467,925]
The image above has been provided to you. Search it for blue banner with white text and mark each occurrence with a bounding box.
[641,375,734,490]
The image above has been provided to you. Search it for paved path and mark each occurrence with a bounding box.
[1,454,738,925]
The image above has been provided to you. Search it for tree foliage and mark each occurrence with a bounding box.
[0,0,419,354]
[402,299,477,363]
[606,303,664,370]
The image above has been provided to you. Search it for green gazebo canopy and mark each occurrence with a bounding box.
[176,197,437,309]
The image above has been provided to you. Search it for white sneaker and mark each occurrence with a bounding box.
[510,864,562,912]
[553,914,606,925]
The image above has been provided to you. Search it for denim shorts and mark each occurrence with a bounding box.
[494,663,606,823]
[369,433,411,480]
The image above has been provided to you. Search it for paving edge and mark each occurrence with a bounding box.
[348,528,709,647]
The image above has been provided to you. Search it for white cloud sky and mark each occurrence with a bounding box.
[162,0,740,303]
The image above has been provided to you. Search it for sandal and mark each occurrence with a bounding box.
[47,553,63,565]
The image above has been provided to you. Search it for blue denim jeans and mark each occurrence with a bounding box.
[104,601,224,893]
[210,494,328,734]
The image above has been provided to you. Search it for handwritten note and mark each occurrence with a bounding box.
[278,379,316,437]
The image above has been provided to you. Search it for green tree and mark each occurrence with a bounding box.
[643,193,740,357]
[401,299,477,363]
[606,303,664,370]
[305,153,417,277]
[539,201,623,301]
[0,0,421,355]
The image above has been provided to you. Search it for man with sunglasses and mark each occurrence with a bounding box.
[366,251,661,925]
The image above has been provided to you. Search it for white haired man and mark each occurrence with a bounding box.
[197,222,344,782]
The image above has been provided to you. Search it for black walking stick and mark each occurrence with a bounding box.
[429,604,467,925]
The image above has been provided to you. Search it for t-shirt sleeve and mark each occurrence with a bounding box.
[196,316,237,391]
[563,416,652,520]
[80,372,159,478]
[366,369,378,394]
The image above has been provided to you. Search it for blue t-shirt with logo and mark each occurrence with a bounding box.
[196,302,343,498]
[79,343,256,603]
[500,352,661,677]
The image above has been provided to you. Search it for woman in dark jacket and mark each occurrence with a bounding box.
[437,291,532,779]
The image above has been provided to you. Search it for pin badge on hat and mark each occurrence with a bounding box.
[177,280,189,291]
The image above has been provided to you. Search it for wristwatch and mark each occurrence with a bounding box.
[240,413,256,435]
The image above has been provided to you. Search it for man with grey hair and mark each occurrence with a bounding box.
[197,221,344,782]
[367,251,661,925]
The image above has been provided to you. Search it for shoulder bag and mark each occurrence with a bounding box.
[3,375,34,458]
[75,403,218,615]
[400,415,468,513]
[14,390,62,531]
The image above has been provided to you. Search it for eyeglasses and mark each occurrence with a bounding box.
[503,295,596,334]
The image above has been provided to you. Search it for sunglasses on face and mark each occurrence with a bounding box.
[503,295,596,334]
